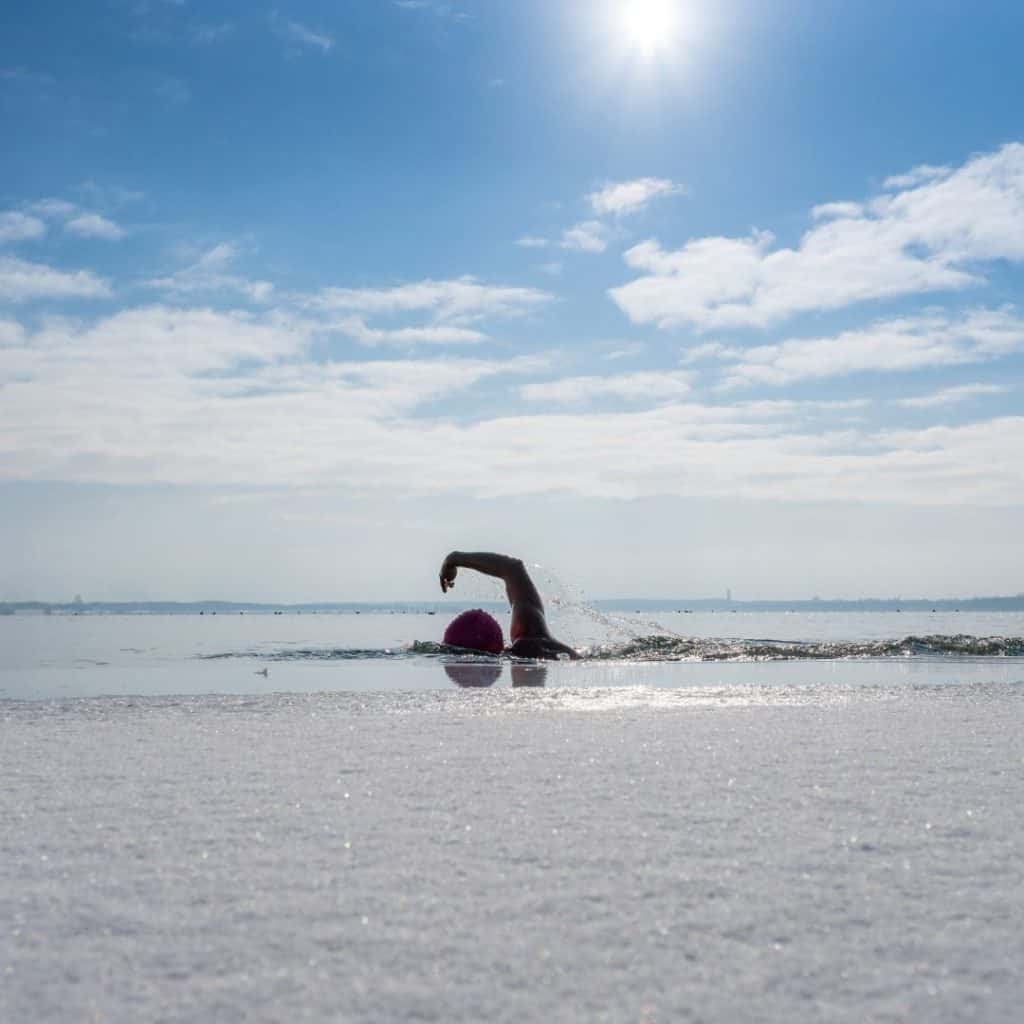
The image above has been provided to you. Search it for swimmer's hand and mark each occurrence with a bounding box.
[439,554,459,593]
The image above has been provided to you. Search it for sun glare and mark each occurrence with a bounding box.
[621,0,678,56]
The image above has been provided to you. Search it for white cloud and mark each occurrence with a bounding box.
[522,370,692,404]
[2,302,1022,505]
[309,276,552,323]
[147,243,274,302]
[65,213,127,241]
[717,309,1024,389]
[0,257,111,302]
[601,341,647,361]
[152,266,553,348]
[681,341,731,364]
[588,178,686,217]
[515,236,550,249]
[28,198,78,219]
[0,319,25,346]
[896,383,1009,409]
[334,316,486,346]
[0,305,540,486]
[882,164,951,190]
[811,201,864,221]
[0,212,46,243]
[419,408,1024,505]
[393,1,469,20]
[278,18,334,53]
[378,402,1024,505]
[539,262,563,277]
[561,221,609,253]
[612,142,1024,330]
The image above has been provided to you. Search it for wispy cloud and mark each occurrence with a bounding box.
[394,1,470,21]
[0,212,46,244]
[192,22,234,45]
[681,341,730,365]
[882,164,951,190]
[561,221,609,253]
[300,276,553,348]
[519,177,683,256]
[589,178,687,217]
[612,142,1024,331]
[28,198,78,220]
[601,341,647,361]
[77,182,146,206]
[275,16,334,54]
[334,317,486,346]
[26,196,135,241]
[309,276,552,324]
[65,214,127,241]
[896,383,1009,409]
[715,309,1024,388]
[522,370,692,405]
[146,243,274,302]
[0,257,111,302]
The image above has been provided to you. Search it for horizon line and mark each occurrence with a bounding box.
[3,593,1024,610]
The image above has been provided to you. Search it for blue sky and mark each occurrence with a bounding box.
[2,0,1023,601]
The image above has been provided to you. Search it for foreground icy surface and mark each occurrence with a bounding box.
[3,683,1023,1022]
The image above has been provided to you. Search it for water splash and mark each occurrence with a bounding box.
[528,561,680,645]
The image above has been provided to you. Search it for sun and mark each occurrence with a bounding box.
[621,0,678,56]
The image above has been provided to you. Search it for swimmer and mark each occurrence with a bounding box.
[439,551,579,661]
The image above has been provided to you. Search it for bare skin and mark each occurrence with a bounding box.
[439,551,579,661]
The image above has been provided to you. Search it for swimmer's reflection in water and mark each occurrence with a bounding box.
[510,664,547,688]
[443,664,548,688]
[444,663,502,688]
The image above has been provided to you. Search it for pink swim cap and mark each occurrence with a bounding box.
[443,609,504,655]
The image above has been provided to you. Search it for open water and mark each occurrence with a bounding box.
[2,608,1024,700]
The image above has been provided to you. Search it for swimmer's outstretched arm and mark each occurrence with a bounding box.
[439,551,548,636]
[439,551,542,605]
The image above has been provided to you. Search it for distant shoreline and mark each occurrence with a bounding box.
[3,595,1024,616]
